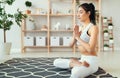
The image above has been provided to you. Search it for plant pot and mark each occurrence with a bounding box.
[0,42,12,55]
[103,18,107,23]
[108,26,113,29]
[109,40,114,43]
[104,47,109,51]
[104,33,108,37]
[26,10,31,14]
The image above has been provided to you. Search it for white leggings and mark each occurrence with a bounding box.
[53,55,98,78]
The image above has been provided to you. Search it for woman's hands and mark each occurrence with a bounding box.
[69,24,82,47]
[73,24,82,40]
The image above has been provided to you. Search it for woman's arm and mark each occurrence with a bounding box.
[69,33,77,47]
[75,26,98,52]
[69,25,80,47]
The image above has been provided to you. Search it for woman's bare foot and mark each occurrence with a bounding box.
[82,61,89,67]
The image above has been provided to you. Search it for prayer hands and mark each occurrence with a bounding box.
[73,24,82,40]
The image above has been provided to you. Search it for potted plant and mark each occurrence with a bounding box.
[25,1,32,14]
[103,17,107,23]
[109,37,114,44]
[108,23,113,29]
[103,30,108,37]
[104,44,109,51]
[0,0,27,55]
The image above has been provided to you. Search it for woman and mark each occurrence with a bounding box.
[53,3,99,78]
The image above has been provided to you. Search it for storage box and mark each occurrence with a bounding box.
[36,36,46,46]
[50,36,60,46]
[24,36,34,46]
[63,36,72,46]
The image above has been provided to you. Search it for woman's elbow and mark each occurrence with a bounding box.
[69,43,73,47]
[69,41,75,47]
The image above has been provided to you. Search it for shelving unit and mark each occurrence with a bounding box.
[21,0,101,53]
[102,17,114,52]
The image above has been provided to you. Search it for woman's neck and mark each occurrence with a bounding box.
[82,19,91,27]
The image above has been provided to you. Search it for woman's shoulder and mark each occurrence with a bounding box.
[91,24,98,30]
[90,24,99,33]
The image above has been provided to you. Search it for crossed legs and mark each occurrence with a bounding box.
[53,58,91,78]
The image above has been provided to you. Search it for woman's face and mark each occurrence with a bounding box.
[77,7,90,22]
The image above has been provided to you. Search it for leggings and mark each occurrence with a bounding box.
[53,55,98,78]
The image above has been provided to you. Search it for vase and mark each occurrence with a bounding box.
[0,42,12,55]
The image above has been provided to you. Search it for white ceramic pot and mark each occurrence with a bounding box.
[109,40,114,43]
[0,42,12,55]
[103,19,107,23]
[104,47,109,51]
[108,26,113,29]
[104,33,108,37]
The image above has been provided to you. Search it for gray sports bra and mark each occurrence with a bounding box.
[77,23,93,45]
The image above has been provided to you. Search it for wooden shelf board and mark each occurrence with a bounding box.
[50,46,71,48]
[109,46,114,48]
[50,14,74,16]
[27,14,48,16]
[104,40,109,41]
[24,46,48,48]
[22,30,48,32]
[51,0,73,3]
[50,30,73,32]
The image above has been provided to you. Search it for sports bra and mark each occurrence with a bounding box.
[77,23,93,45]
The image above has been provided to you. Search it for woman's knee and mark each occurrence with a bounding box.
[71,66,89,78]
[71,67,81,78]
[53,59,60,67]
[53,58,70,69]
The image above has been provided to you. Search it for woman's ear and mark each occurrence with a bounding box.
[88,11,91,16]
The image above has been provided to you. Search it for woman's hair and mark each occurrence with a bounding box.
[79,3,96,25]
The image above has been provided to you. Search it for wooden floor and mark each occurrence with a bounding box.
[0,51,120,78]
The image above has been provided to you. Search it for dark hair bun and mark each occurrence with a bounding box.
[89,3,95,11]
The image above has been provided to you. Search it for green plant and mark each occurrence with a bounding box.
[104,44,109,47]
[25,1,32,7]
[0,0,27,43]
[103,30,108,33]
[103,17,107,19]
[109,37,113,40]
[108,23,113,26]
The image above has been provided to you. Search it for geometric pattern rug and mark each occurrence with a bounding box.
[0,58,117,78]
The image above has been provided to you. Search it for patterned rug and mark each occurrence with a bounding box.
[0,58,117,78]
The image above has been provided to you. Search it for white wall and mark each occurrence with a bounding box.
[101,0,120,51]
[0,0,120,52]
